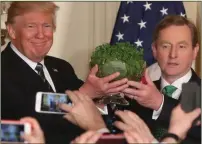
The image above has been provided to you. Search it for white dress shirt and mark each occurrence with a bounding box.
[10,43,56,92]
[147,62,161,81]
[152,70,192,119]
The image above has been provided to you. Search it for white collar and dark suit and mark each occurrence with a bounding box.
[154,69,201,144]
[1,42,84,144]
[10,43,56,92]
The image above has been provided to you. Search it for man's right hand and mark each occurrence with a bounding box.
[79,64,128,99]
[59,90,107,131]
[167,104,201,140]
[114,110,155,143]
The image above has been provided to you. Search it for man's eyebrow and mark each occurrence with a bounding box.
[177,41,189,45]
[158,40,172,45]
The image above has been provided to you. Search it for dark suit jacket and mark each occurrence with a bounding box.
[1,43,85,144]
[128,69,201,144]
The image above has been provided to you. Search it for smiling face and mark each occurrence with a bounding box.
[7,11,54,62]
[152,25,199,81]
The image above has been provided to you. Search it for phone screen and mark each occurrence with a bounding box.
[1,123,24,142]
[41,93,71,113]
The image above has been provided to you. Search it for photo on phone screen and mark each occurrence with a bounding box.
[1,123,24,142]
[1,121,30,143]
[35,92,72,114]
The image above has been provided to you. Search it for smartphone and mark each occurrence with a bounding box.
[180,82,201,112]
[180,82,201,124]
[35,92,72,114]
[97,134,125,144]
[1,120,31,143]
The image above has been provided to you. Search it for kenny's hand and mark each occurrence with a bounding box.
[79,65,128,99]
[122,69,163,110]
[59,90,107,131]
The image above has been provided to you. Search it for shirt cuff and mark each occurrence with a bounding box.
[152,94,164,120]
[97,105,108,115]
[97,128,110,133]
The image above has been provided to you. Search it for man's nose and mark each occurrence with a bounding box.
[169,47,178,58]
[36,26,45,39]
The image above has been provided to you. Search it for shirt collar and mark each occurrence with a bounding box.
[10,43,45,70]
[160,69,192,91]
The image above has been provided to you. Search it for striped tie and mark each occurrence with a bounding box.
[35,63,53,92]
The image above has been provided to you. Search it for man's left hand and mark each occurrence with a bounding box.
[122,69,163,110]
[79,65,128,99]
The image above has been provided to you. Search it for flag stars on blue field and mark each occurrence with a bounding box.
[116,32,124,41]
[111,2,186,65]
[143,2,152,11]
[127,1,133,4]
[135,39,143,47]
[138,20,147,29]
[160,7,168,16]
[121,14,130,23]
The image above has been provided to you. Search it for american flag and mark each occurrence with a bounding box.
[110,1,186,66]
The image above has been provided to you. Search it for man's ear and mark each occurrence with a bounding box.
[193,43,199,60]
[6,24,16,39]
[152,42,157,59]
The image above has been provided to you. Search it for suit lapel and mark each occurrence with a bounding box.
[154,69,201,101]
[44,58,61,92]
[188,69,201,85]
[154,79,161,90]
[3,44,53,92]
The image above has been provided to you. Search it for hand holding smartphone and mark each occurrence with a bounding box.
[180,82,201,124]
[35,92,72,114]
[1,120,31,143]
[180,82,201,112]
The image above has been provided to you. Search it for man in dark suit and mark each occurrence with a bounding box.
[122,15,201,144]
[1,2,128,144]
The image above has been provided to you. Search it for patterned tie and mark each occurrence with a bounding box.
[162,85,177,97]
[35,63,53,92]
[153,85,177,140]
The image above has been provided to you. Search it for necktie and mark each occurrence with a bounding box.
[162,85,177,97]
[153,85,177,140]
[35,63,53,92]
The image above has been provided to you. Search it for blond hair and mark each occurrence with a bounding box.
[6,2,59,28]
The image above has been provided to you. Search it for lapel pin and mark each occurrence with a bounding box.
[53,68,58,72]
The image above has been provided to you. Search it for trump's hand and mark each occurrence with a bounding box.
[79,65,128,99]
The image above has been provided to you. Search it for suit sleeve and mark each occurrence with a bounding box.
[157,96,179,128]
[62,60,84,90]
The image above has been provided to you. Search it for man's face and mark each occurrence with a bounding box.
[7,11,54,62]
[152,25,199,79]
